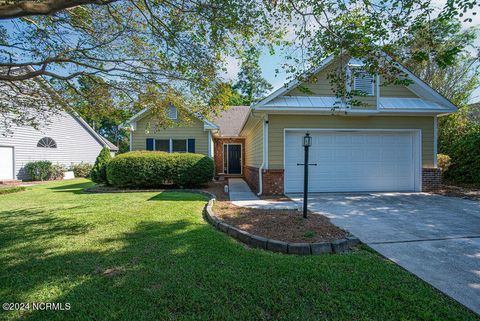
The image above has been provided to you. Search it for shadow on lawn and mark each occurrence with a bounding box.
[1,199,477,320]
[48,181,93,194]
[0,207,91,253]
[147,192,208,202]
[0,217,239,321]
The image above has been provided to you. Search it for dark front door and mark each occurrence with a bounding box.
[227,145,241,174]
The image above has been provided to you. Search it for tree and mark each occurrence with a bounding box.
[1,0,477,126]
[233,47,272,105]
[62,74,133,152]
[393,17,479,107]
[270,0,479,105]
[0,0,282,130]
[209,82,248,107]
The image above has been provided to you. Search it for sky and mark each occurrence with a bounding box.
[3,1,480,103]
[220,1,480,103]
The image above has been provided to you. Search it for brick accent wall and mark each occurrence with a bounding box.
[422,167,442,191]
[244,166,259,194]
[243,167,285,195]
[262,169,284,195]
[213,138,245,176]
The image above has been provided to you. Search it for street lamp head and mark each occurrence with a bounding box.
[303,132,312,147]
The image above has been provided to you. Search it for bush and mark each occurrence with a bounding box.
[70,162,93,178]
[106,151,214,188]
[437,154,452,173]
[91,147,112,184]
[442,130,480,184]
[49,163,66,180]
[24,161,52,181]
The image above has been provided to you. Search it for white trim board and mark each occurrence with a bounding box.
[222,143,243,175]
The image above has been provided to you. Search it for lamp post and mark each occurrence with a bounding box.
[302,132,312,219]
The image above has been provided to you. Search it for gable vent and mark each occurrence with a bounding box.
[353,72,375,96]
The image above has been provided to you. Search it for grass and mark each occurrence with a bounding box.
[0,186,26,195]
[0,179,477,321]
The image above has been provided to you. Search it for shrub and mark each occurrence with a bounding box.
[442,130,480,184]
[24,161,52,181]
[437,154,452,173]
[70,162,93,178]
[49,163,66,180]
[106,151,214,188]
[91,147,112,184]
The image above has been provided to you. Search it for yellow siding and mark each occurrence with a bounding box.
[268,115,434,169]
[380,82,418,97]
[286,63,338,97]
[244,119,263,167]
[132,113,208,155]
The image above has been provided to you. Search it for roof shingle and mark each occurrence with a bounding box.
[211,106,250,137]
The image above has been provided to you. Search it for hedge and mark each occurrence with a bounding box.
[106,151,214,188]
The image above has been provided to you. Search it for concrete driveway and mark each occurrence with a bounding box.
[288,192,480,314]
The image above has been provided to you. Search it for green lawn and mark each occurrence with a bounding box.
[0,179,477,320]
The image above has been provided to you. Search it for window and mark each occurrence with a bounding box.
[172,139,187,152]
[168,106,177,119]
[353,71,375,96]
[37,137,57,148]
[155,139,169,152]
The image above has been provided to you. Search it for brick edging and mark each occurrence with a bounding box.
[204,198,361,255]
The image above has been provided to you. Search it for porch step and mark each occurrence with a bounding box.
[0,180,21,186]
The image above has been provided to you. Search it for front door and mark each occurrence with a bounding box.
[227,144,241,174]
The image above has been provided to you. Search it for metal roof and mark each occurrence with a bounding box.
[261,96,451,111]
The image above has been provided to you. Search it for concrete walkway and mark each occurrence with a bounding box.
[228,178,298,210]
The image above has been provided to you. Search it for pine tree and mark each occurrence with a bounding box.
[233,47,273,105]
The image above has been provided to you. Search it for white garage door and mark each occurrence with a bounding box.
[284,130,420,193]
[0,146,14,180]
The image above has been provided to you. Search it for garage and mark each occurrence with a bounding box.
[284,130,421,193]
[0,146,14,180]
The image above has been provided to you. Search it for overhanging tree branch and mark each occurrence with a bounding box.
[0,0,118,19]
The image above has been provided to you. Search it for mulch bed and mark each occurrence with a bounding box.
[204,180,348,243]
[433,184,480,201]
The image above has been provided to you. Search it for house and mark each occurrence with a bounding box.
[0,70,118,181]
[125,54,457,195]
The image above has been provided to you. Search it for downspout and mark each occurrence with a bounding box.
[257,115,268,196]
[434,115,438,168]
[207,130,213,158]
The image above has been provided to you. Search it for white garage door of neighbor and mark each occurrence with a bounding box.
[0,146,14,180]
[284,130,420,193]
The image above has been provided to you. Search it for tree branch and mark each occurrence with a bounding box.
[0,0,118,19]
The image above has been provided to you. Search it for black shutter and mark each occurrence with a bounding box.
[187,139,195,153]
[146,138,154,151]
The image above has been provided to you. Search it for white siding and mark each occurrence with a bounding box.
[0,111,106,180]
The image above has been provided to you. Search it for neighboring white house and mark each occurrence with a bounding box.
[0,69,118,181]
